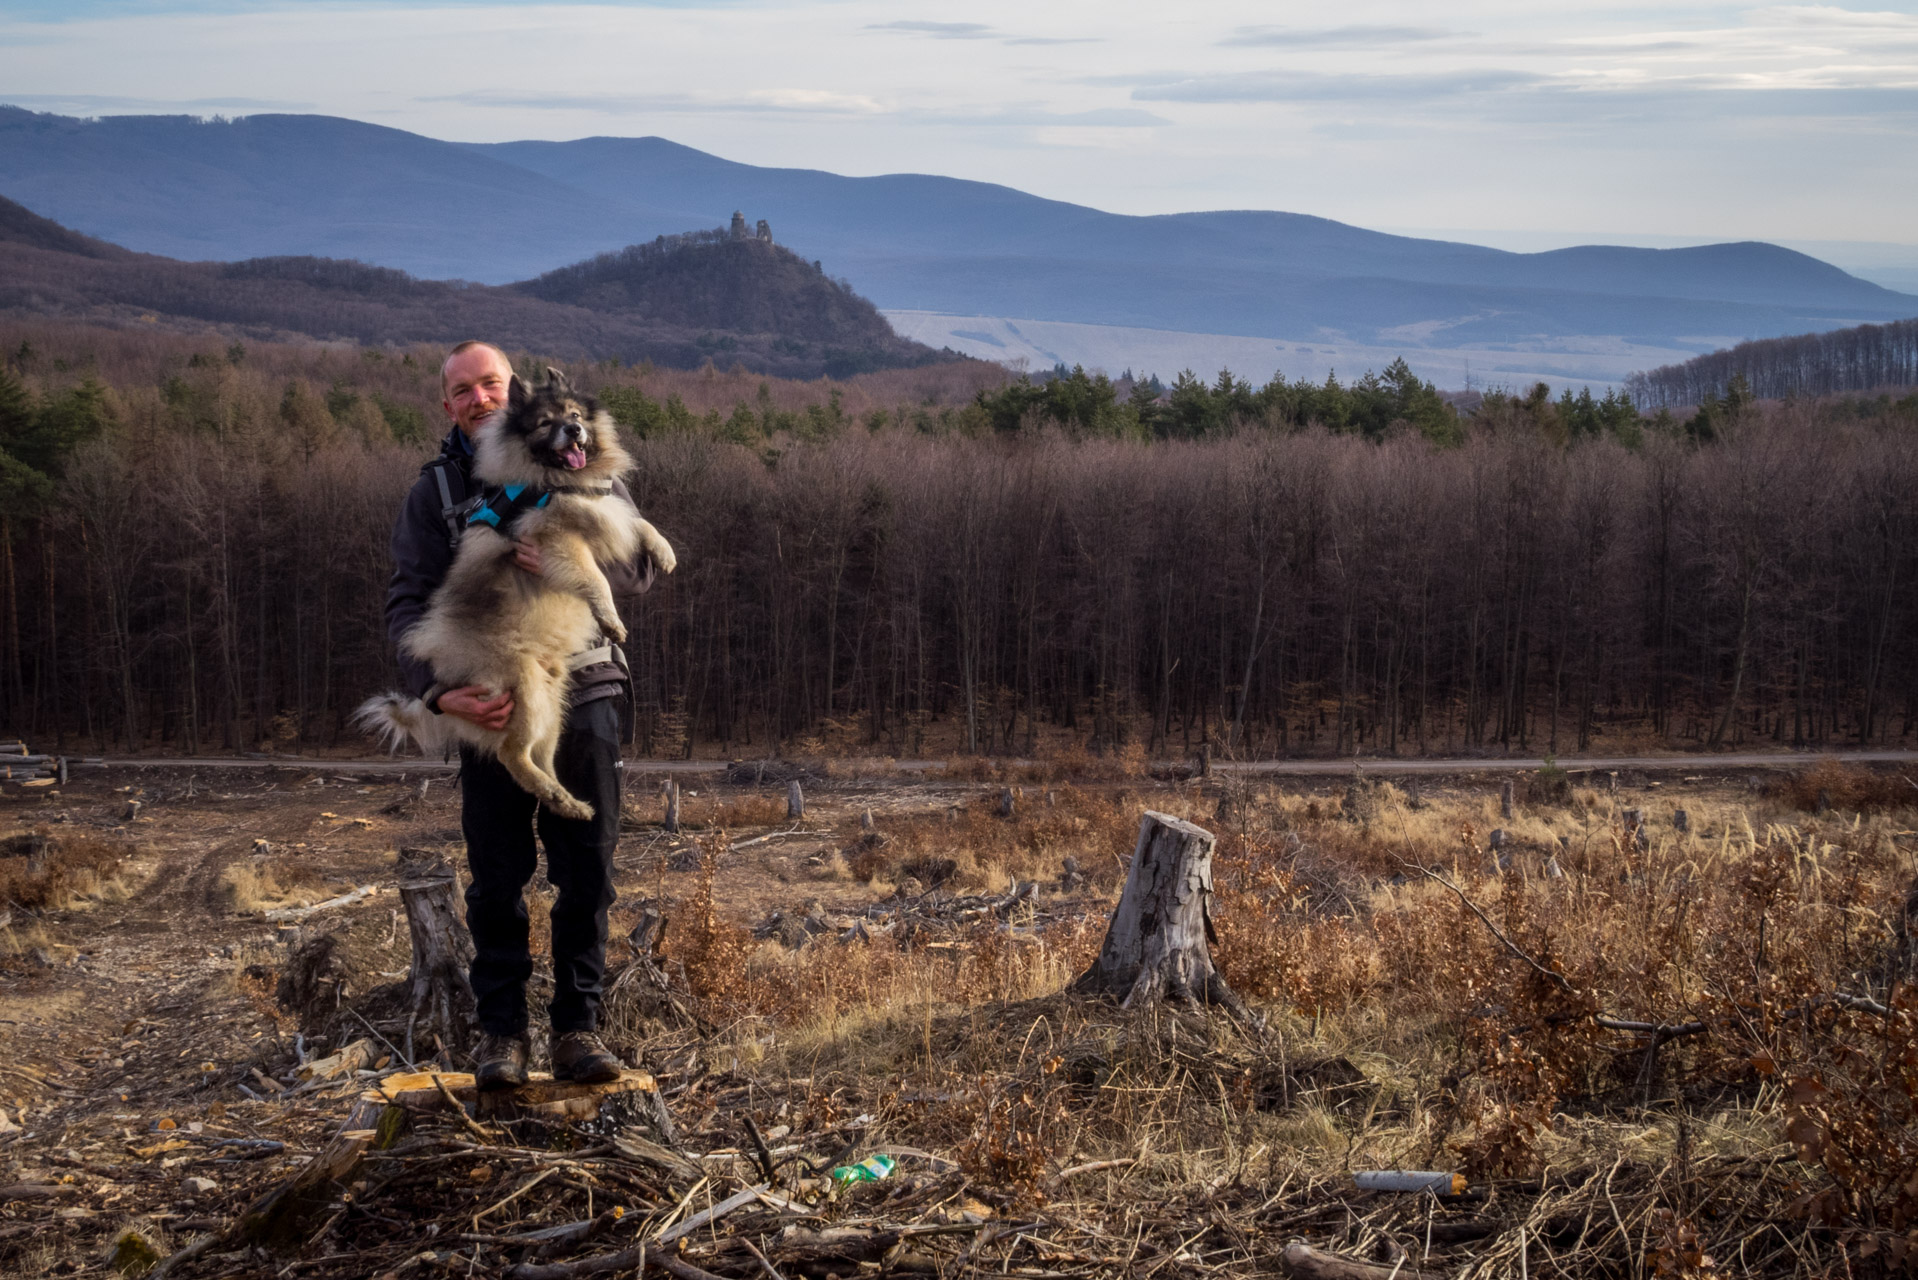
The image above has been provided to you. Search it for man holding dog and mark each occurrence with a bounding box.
[384,340,659,1089]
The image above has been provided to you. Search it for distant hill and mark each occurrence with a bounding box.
[0,195,947,377]
[1625,317,1918,409]
[2,106,1914,353]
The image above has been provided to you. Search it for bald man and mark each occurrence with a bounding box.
[383,340,658,1089]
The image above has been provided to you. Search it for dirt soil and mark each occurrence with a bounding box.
[0,757,1897,1278]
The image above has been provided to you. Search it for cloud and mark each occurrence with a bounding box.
[1132,69,1546,104]
[422,88,888,116]
[914,105,1169,128]
[864,19,1097,46]
[1220,24,1456,48]
[865,20,994,39]
[1750,5,1918,29]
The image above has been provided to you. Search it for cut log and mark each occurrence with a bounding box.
[396,848,478,1059]
[662,779,680,833]
[787,780,804,820]
[1070,811,1252,1024]
[296,1036,377,1081]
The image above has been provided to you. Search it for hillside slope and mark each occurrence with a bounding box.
[3,107,1913,352]
[0,195,945,377]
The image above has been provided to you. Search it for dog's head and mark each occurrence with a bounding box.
[473,367,631,489]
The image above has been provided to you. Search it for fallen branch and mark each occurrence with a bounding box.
[264,884,376,922]
[1280,1241,1446,1279]
[730,826,806,850]
[1051,1158,1138,1182]
[504,1245,643,1280]
[656,1184,766,1245]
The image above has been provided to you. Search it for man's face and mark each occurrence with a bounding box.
[442,346,512,439]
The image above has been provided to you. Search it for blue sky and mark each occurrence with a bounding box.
[4,1,1917,263]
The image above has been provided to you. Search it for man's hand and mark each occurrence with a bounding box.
[439,686,514,730]
[513,541,543,576]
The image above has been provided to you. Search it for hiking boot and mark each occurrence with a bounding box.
[552,1031,622,1084]
[474,1032,530,1091]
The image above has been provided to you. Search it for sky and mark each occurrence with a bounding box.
[3,1,1917,264]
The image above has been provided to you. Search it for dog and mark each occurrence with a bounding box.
[357,368,675,819]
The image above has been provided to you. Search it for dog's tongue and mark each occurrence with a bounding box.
[561,444,587,470]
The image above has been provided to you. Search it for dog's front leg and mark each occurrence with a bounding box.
[539,532,627,644]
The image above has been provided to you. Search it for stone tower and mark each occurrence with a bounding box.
[756,219,772,243]
[730,211,747,240]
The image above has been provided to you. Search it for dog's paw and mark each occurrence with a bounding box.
[602,619,629,645]
[639,521,677,575]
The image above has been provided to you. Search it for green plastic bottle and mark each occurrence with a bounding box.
[829,1153,896,1184]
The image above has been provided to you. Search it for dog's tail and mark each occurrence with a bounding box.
[354,692,454,757]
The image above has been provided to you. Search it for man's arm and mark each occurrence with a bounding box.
[384,474,453,699]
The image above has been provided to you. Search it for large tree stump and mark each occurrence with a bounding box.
[396,848,478,1060]
[1070,812,1252,1023]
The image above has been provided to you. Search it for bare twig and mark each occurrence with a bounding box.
[1406,860,1577,993]
[434,1073,494,1143]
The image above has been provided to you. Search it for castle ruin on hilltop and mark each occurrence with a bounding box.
[730,211,774,243]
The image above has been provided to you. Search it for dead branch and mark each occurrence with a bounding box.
[264,884,376,922]
[1279,1241,1446,1279]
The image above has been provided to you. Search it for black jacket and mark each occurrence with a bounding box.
[383,425,655,705]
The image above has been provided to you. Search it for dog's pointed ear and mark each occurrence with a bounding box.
[507,375,529,410]
[545,366,572,394]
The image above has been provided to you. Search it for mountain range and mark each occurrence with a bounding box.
[2,106,1914,363]
[0,193,943,377]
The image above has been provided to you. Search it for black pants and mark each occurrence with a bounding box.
[461,698,621,1037]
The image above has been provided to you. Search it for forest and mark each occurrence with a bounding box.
[1627,315,1918,408]
[2,318,1915,759]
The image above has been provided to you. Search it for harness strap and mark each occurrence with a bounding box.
[429,459,464,546]
[568,642,630,673]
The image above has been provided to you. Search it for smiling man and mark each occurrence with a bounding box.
[383,339,659,1090]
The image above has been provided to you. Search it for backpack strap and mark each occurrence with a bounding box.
[426,458,474,549]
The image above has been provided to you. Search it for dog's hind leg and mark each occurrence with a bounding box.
[497,664,594,821]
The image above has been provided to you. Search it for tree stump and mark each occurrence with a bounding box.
[787,780,804,820]
[396,848,478,1060]
[996,787,1016,819]
[1499,779,1515,820]
[1070,812,1252,1023]
[662,779,680,833]
[1672,808,1689,834]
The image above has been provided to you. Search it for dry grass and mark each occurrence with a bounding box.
[0,829,137,912]
[598,773,1917,1276]
[216,856,325,914]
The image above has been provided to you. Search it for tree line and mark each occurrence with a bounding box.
[1627,317,1918,409]
[4,322,1915,759]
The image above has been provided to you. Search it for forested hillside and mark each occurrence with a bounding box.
[1627,316,1918,408]
[0,196,947,379]
[3,321,1914,761]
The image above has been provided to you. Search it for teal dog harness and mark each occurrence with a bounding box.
[467,484,551,535]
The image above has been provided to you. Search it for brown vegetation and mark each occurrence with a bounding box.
[3,321,1917,764]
